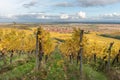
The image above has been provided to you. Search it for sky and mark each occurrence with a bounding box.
[0,0,120,23]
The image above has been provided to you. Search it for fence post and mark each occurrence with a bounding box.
[79,30,84,77]
[35,28,39,71]
[107,42,114,72]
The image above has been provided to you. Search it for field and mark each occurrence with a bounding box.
[0,23,120,80]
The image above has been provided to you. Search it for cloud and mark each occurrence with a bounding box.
[4,12,119,22]
[77,0,120,7]
[1,12,120,22]
[55,2,74,7]
[2,13,59,20]
[77,11,86,18]
[0,14,16,19]
[100,13,120,19]
[23,0,37,8]
[59,12,86,20]
[55,0,120,7]
[60,14,69,19]
[0,11,87,22]
[37,15,46,19]
[14,13,46,19]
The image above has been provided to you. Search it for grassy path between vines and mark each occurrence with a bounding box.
[0,55,35,80]
[47,48,108,80]
[0,48,108,80]
[25,48,108,80]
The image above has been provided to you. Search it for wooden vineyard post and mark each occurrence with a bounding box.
[93,53,96,63]
[107,42,114,72]
[10,50,13,64]
[78,30,84,76]
[35,28,39,71]
[112,50,120,65]
[1,48,7,65]
[35,27,44,71]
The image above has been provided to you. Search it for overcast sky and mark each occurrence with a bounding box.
[0,0,120,22]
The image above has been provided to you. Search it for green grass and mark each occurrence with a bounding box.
[0,55,35,80]
[29,48,108,80]
[0,60,35,80]
[0,49,108,80]
[83,64,107,80]
[45,48,66,80]
[0,54,28,70]
[100,34,120,40]
[0,54,27,66]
